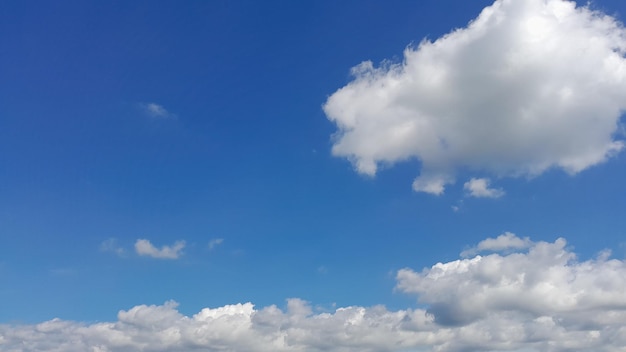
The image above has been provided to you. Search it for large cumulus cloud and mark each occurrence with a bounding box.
[394,234,626,351]
[323,0,626,194]
[3,234,626,351]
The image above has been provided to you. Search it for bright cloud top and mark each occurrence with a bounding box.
[397,234,626,337]
[4,234,626,351]
[463,177,504,198]
[324,0,626,194]
[134,239,185,259]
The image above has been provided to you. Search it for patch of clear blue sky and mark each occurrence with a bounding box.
[1,0,625,323]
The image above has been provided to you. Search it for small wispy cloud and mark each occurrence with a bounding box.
[100,238,125,256]
[463,178,505,198]
[208,238,224,250]
[139,102,176,119]
[135,239,185,259]
[460,232,533,258]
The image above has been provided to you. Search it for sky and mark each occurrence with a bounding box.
[1,0,626,351]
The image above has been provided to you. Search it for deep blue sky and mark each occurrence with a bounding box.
[1,0,626,324]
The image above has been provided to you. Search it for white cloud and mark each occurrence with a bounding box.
[463,178,505,198]
[140,102,176,119]
[324,0,626,194]
[135,239,185,259]
[0,300,436,352]
[4,234,626,351]
[460,231,533,257]
[208,238,224,250]
[397,234,626,347]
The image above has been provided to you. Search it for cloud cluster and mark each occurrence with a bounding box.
[4,233,626,351]
[0,300,434,352]
[324,0,626,194]
[397,234,626,350]
[134,239,185,259]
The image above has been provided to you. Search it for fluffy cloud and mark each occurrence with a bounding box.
[463,178,505,198]
[324,0,626,194]
[135,239,185,259]
[140,102,176,119]
[4,234,626,351]
[0,300,435,352]
[397,234,626,350]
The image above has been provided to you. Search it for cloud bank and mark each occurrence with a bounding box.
[323,0,626,194]
[135,239,185,259]
[4,233,626,351]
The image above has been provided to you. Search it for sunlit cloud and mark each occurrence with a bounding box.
[3,233,626,351]
[324,0,626,194]
[135,239,185,259]
[463,178,505,198]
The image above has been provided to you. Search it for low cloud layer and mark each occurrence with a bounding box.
[135,239,185,259]
[3,233,626,351]
[324,0,626,194]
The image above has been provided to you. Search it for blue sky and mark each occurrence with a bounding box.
[2,1,626,351]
